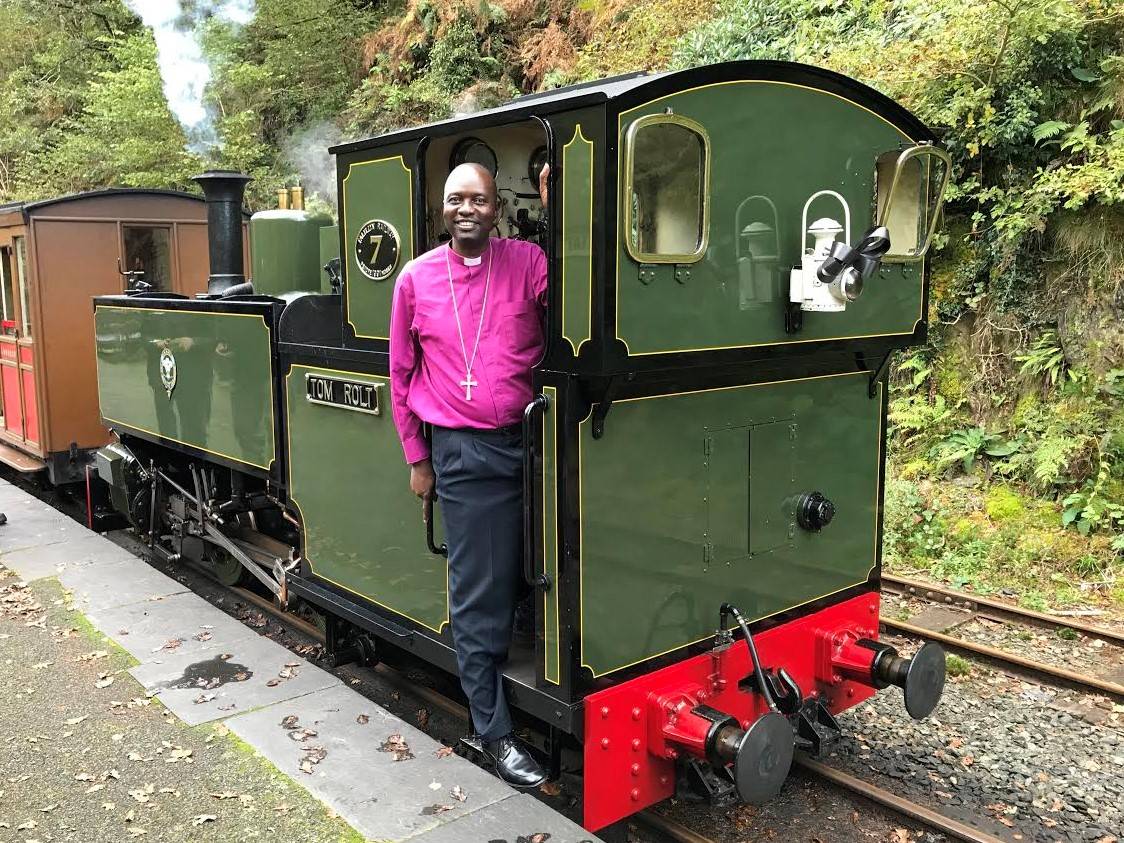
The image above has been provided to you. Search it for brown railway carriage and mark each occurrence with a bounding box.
[0,189,248,484]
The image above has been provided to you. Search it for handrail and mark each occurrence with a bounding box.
[522,393,551,590]
[425,495,448,557]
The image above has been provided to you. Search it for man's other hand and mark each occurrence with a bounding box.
[538,163,550,207]
[410,458,436,520]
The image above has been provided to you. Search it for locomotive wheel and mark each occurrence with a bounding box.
[732,711,794,804]
[208,548,248,587]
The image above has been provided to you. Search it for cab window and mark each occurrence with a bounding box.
[875,146,950,261]
[0,247,16,335]
[624,114,710,264]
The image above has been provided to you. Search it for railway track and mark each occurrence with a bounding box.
[230,568,1014,843]
[881,574,1124,701]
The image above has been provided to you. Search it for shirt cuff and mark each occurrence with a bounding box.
[402,435,430,465]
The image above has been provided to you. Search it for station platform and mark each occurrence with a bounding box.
[0,477,601,842]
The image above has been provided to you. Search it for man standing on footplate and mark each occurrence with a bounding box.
[389,161,550,789]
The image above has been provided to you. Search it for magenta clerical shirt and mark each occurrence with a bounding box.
[389,239,547,464]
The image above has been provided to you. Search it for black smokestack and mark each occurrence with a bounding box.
[193,170,252,295]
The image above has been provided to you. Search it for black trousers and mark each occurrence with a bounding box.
[431,425,522,743]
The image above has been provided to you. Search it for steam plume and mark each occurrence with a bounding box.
[283,122,344,206]
[125,0,255,152]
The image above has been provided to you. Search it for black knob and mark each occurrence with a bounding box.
[797,491,835,531]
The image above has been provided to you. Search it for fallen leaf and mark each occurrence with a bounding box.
[891,829,910,843]
[95,675,114,689]
[379,733,414,762]
[39,804,58,813]
[16,819,37,831]
[64,715,88,726]
[86,783,106,794]
[193,693,217,705]
[356,714,369,725]
[127,828,147,837]
[266,679,280,687]
[435,745,455,759]
[416,708,430,728]
[539,780,562,797]
[450,785,467,802]
[211,791,239,800]
[280,715,299,730]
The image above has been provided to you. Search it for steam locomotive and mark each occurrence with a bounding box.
[91,61,950,832]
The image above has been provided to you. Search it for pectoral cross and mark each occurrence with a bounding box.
[460,372,478,401]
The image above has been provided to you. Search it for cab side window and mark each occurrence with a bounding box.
[875,146,950,261]
[123,225,173,291]
[624,114,710,263]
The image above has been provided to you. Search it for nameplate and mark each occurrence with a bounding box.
[305,373,381,416]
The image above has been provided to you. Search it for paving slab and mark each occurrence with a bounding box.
[58,556,191,612]
[225,683,519,842]
[0,498,92,553]
[409,793,601,843]
[0,530,135,581]
[83,589,264,663]
[130,631,340,725]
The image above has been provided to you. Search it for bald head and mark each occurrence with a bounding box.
[443,163,499,258]
[444,163,497,202]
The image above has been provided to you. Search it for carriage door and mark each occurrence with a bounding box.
[0,236,37,448]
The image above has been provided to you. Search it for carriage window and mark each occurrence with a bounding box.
[624,114,710,263]
[14,237,30,338]
[123,225,172,291]
[0,247,15,335]
[875,145,950,261]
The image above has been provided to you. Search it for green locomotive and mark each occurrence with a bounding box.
[93,61,950,832]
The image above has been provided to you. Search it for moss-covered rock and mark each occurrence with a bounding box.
[985,485,1025,521]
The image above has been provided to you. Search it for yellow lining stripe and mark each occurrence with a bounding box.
[94,306,276,471]
[561,126,595,355]
[578,369,881,677]
[614,79,923,355]
[542,385,561,684]
[285,363,450,634]
[341,155,415,341]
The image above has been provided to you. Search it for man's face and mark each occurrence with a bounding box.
[443,164,498,255]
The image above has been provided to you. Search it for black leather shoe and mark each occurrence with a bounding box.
[484,734,546,790]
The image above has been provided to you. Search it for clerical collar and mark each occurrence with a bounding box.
[448,242,491,267]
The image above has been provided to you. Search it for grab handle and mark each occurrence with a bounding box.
[425,496,447,557]
[522,393,551,590]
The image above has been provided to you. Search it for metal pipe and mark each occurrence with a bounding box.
[193,170,252,295]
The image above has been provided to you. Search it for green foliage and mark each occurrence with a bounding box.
[945,654,973,677]
[933,427,1020,474]
[1016,330,1068,390]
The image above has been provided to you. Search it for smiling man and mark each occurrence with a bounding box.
[389,162,549,788]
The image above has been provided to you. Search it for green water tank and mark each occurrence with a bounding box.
[250,209,333,297]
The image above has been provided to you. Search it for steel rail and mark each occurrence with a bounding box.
[795,756,1009,843]
[882,573,1124,647]
[881,616,1124,700]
